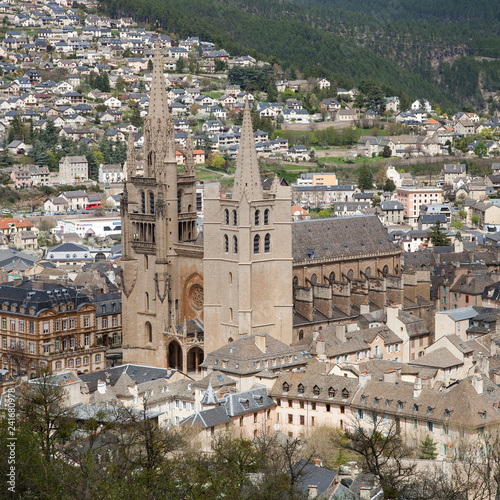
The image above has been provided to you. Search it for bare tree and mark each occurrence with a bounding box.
[343,414,416,498]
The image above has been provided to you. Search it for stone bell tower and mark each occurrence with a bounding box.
[121,41,203,369]
[203,99,293,354]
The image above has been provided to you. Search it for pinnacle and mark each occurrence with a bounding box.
[232,97,263,201]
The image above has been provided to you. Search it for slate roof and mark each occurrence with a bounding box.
[0,281,91,316]
[293,459,337,497]
[200,334,310,375]
[79,364,180,393]
[292,215,398,263]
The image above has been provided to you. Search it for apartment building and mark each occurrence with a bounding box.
[396,187,443,223]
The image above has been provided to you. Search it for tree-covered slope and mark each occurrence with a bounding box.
[99,0,500,112]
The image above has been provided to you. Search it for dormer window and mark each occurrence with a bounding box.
[361,395,366,403]
[328,387,335,398]
[342,388,349,399]
[374,397,380,406]
[397,400,403,410]
[282,382,289,393]
[444,409,450,418]
[313,385,320,396]
[427,406,433,415]
[414,404,419,412]
[385,399,390,407]
[298,383,304,394]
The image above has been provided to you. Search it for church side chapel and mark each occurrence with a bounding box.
[120,41,433,373]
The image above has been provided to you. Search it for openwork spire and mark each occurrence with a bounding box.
[126,131,136,178]
[148,40,170,124]
[232,98,262,201]
[183,131,196,176]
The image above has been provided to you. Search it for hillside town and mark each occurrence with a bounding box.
[2,1,500,499]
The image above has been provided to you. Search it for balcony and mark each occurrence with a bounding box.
[178,212,197,220]
[131,241,156,254]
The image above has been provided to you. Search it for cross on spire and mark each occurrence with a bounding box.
[232,97,263,201]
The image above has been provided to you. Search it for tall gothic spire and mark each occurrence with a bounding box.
[148,40,170,124]
[126,131,136,179]
[232,98,262,201]
[183,131,196,176]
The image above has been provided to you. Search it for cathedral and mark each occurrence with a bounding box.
[121,43,413,373]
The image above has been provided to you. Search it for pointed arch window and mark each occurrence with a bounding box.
[293,276,299,287]
[233,209,237,226]
[383,265,389,275]
[310,273,317,284]
[329,271,335,283]
[141,191,145,213]
[254,235,260,254]
[233,235,238,254]
[264,233,271,253]
[145,322,152,343]
[255,209,260,225]
[224,209,229,225]
[264,209,269,225]
[224,234,229,253]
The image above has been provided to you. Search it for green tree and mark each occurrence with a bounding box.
[176,58,186,73]
[474,142,488,158]
[428,221,451,246]
[115,76,125,93]
[123,47,133,58]
[471,214,480,227]
[147,58,153,71]
[210,155,225,169]
[0,138,13,168]
[384,178,396,192]
[382,145,392,158]
[358,165,373,191]
[130,106,143,128]
[317,209,331,218]
[419,435,438,460]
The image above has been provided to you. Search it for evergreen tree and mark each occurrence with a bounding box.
[0,138,13,167]
[428,221,450,247]
[130,106,143,128]
[384,178,396,192]
[419,435,437,460]
[382,145,392,158]
[357,165,373,191]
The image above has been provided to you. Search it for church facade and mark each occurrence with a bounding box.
[121,43,410,373]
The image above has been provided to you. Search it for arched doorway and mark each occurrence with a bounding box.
[187,346,204,373]
[167,340,183,371]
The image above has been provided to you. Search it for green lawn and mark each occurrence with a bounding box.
[202,91,223,99]
[321,156,388,164]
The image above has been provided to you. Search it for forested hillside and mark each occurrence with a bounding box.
[98,0,500,112]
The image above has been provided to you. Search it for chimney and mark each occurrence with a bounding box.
[413,377,422,399]
[384,368,401,383]
[255,333,266,353]
[359,483,371,500]
[335,324,346,342]
[314,457,322,467]
[472,372,483,395]
[97,379,106,394]
[312,330,320,341]
[308,485,318,499]
[360,302,370,314]
[347,321,358,333]
[13,277,22,287]
[359,371,372,387]
[316,338,325,357]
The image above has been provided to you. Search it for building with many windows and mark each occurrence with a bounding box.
[0,280,107,377]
